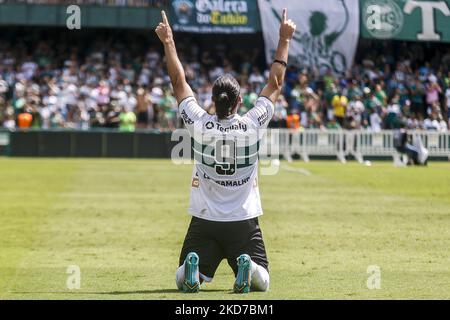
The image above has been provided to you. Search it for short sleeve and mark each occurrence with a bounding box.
[243,96,275,129]
[179,96,206,129]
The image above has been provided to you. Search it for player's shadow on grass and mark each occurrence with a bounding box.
[99,289,226,295]
[12,288,226,295]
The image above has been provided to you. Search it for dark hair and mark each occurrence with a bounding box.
[212,74,240,120]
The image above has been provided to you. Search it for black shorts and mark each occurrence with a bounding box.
[137,111,149,124]
[179,216,269,280]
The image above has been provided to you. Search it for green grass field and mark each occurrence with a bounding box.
[0,158,449,300]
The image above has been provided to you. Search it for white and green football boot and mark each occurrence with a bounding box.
[182,252,200,293]
[233,254,252,293]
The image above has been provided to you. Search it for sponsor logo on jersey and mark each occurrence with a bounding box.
[181,109,194,124]
[204,121,248,132]
[257,111,269,126]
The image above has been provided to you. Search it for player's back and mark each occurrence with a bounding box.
[179,96,274,222]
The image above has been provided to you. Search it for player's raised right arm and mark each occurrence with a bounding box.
[260,9,296,103]
[155,10,194,104]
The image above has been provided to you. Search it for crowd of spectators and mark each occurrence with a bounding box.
[0,32,449,132]
[0,0,169,7]
[283,41,450,132]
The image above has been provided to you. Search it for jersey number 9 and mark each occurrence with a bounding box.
[215,139,236,176]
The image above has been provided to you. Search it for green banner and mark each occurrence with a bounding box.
[170,0,259,33]
[361,0,450,42]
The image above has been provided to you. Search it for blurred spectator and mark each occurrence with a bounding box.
[270,95,288,128]
[332,89,348,128]
[286,111,300,130]
[17,110,32,128]
[135,87,153,129]
[119,106,137,132]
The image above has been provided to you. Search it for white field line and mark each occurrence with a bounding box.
[281,164,312,176]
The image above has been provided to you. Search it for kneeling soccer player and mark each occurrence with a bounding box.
[155,9,296,293]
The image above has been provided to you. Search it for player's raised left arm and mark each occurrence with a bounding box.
[155,10,194,104]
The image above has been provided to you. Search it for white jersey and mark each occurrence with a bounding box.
[179,96,274,222]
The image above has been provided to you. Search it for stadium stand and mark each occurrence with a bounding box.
[0,0,170,7]
[1,28,448,133]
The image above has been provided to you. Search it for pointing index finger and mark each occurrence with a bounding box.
[282,8,287,22]
[161,10,169,25]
